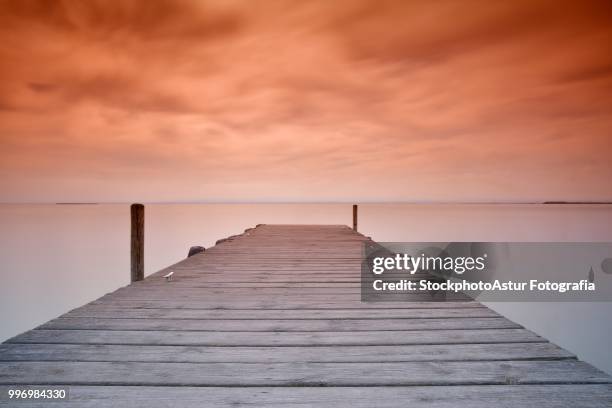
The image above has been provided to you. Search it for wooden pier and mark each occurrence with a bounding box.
[1,224,611,406]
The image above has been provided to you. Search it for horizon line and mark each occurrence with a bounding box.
[1,200,610,206]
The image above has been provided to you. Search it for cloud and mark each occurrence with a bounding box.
[558,63,612,84]
[0,0,611,202]
[0,0,244,40]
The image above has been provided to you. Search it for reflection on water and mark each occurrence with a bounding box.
[0,203,611,374]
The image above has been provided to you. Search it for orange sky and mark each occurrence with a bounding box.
[0,0,611,202]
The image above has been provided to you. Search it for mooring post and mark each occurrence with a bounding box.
[131,203,144,282]
[352,204,358,231]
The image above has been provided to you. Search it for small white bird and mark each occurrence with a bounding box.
[163,271,174,282]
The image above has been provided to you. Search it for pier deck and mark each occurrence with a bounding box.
[1,225,611,406]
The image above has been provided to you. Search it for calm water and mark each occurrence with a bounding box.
[1,203,611,374]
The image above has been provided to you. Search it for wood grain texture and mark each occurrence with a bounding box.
[1,224,610,407]
[0,343,574,363]
[35,316,520,331]
[6,328,545,346]
[2,360,609,386]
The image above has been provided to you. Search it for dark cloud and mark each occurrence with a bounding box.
[27,82,57,93]
[558,63,612,84]
[57,74,196,113]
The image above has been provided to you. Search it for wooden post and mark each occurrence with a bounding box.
[352,204,358,231]
[131,203,144,282]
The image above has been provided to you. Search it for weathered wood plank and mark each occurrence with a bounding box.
[104,287,454,297]
[0,342,574,363]
[87,299,476,309]
[7,328,543,346]
[1,361,608,386]
[36,316,520,331]
[126,282,363,288]
[62,307,500,319]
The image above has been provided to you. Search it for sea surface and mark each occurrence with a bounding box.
[1,203,611,374]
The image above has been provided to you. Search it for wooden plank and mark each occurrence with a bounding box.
[63,307,500,319]
[1,361,609,386]
[0,342,574,363]
[7,328,544,346]
[102,292,479,305]
[105,287,360,295]
[36,317,520,331]
[130,277,366,282]
[86,299,476,309]
[100,286,466,294]
[124,282,363,288]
